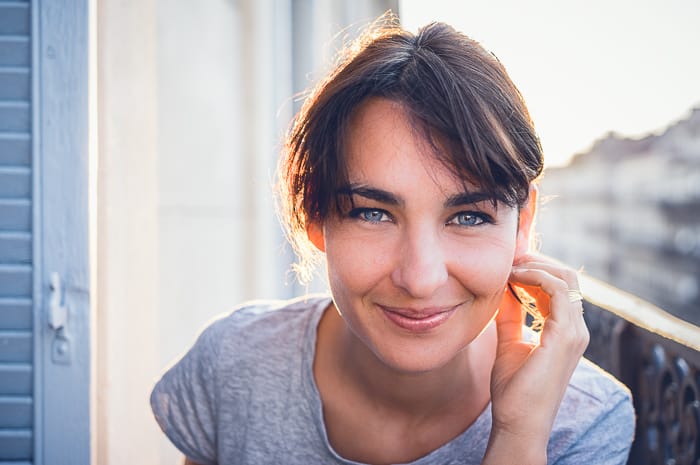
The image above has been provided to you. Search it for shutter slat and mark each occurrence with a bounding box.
[0,199,31,231]
[0,134,31,166]
[0,330,31,363]
[0,429,32,460]
[0,2,34,461]
[0,167,30,198]
[0,363,31,395]
[0,103,30,133]
[0,232,31,264]
[0,298,32,330]
[0,68,30,100]
[0,396,32,428]
[0,37,30,67]
[0,265,31,297]
[0,4,30,36]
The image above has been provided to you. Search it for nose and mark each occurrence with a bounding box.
[391,225,449,299]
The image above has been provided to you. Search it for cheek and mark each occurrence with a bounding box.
[324,229,393,291]
[449,237,517,294]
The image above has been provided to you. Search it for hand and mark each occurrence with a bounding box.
[482,254,589,464]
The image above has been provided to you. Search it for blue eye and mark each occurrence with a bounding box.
[349,208,390,223]
[449,212,489,226]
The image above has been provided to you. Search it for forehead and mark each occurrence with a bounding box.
[344,97,479,195]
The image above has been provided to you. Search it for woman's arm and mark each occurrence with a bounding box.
[482,254,590,465]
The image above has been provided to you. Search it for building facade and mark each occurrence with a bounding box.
[538,107,700,325]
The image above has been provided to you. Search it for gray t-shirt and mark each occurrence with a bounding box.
[151,296,635,465]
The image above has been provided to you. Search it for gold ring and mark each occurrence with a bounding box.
[567,289,583,303]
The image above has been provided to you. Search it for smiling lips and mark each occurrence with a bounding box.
[380,305,459,332]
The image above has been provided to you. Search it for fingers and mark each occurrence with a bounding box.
[510,267,577,321]
[495,285,527,349]
[507,255,589,356]
[510,256,581,315]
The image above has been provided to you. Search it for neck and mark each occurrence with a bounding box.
[316,304,496,422]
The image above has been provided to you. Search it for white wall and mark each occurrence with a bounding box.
[96,0,161,463]
[155,0,250,370]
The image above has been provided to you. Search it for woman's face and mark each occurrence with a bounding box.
[309,97,533,373]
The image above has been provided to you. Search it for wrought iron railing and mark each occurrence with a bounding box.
[580,274,700,465]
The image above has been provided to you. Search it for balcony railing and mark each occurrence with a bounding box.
[580,274,700,465]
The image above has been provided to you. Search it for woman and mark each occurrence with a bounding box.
[151,18,635,465]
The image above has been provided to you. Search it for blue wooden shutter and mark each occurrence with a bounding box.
[0,0,33,462]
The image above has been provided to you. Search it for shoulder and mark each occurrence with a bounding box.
[200,294,331,349]
[567,358,632,405]
[564,357,634,425]
[150,294,331,462]
[201,295,330,339]
[548,358,635,462]
[156,294,331,385]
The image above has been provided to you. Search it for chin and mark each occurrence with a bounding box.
[368,332,475,375]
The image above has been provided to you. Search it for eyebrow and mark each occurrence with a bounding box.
[337,185,497,208]
[336,185,402,206]
[444,191,497,208]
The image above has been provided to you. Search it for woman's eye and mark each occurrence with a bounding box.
[350,208,390,223]
[448,212,489,226]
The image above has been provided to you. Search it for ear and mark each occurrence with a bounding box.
[514,183,538,263]
[306,221,326,253]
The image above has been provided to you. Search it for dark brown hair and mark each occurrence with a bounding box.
[278,16,543,280]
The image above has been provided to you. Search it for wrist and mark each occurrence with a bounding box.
[482,427,547,465]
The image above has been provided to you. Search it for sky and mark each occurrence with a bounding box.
[399,0,700,167]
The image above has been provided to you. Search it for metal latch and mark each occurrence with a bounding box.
[49,272,68,330]
[49,272,71,364]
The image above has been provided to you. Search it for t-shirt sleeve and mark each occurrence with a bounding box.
[150,323,222,465]
[552,390,636,465]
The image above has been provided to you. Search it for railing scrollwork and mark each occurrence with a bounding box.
[579,274,700,465]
